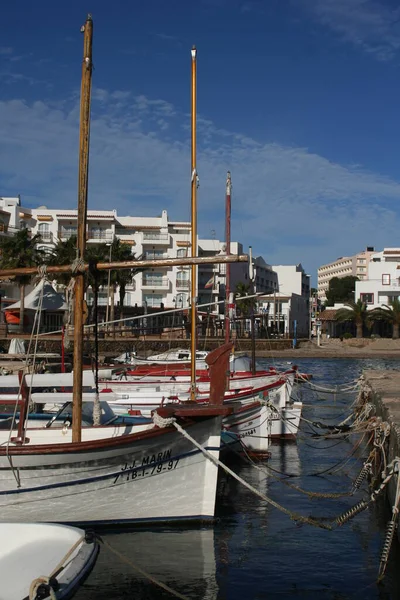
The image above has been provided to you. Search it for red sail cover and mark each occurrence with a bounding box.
[206,343,233,406]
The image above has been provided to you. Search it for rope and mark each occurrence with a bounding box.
[70,257,86,275]
[37,264,47,278]
[378,459,400,580]
[172,420,332,530]
[29,576,57,600]
[100,537,190,600]
[5,275,46,486]
[29,533,86,600]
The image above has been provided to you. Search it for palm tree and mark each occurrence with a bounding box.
[335,299,369,338]
[368,298,400,339]
[46,236,77,287]
[108,239,145,327]
[0,229,45,332]
[235,282,255,337]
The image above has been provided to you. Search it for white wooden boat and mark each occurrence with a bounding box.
[0,410,224,525]
[113,348,209,367]
[0,344,235,525]
[0,523,98,600]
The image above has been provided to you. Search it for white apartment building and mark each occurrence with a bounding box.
[272,264,310,298]
[30,206,195,309]
[256,264,311,337]
[355,248,400,309]
[317,247,375,303]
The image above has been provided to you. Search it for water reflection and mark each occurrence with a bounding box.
[75,358,400,599]
[75,528,218,600]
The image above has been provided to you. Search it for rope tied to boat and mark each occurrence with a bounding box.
[29,532,86,600]
[37,264,47,279]
[29,576,57,600]
[99,536,190,600]
[172,420,332,530]
[152,412,176,429]
[378,458,400,580]
[70,257,86,276]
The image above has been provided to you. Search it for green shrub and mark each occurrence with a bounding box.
[343,332,353,339]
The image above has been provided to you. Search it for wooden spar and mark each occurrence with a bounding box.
[73,14,93,443]
[0,254,248,279]
[225,171,232,344]
[190,45,197,400]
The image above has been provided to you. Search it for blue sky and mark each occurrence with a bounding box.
[1,0,400,283]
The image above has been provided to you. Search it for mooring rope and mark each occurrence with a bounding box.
[153,414,333,530]
[29,533,86,600]
[100,537,190,600]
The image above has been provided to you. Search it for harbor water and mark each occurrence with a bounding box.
[75,358,400,599]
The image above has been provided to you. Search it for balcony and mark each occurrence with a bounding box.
[142,276,170,289]
[58,230,77,241]
[87,230,113,242]
[38,231,53,242]
[142,232,170,245]
[144,251,169,260]
[176,278,190,290]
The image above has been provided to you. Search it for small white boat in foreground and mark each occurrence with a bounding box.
[0,523,99,600]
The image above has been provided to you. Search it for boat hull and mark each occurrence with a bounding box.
[0,417,222,526]
[0,523,98,600]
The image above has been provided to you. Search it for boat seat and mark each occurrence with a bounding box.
[0,417,16,430]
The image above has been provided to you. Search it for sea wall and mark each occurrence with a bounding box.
[362,370,400,533]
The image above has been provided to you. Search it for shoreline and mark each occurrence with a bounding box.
[256,339,400,359]
[255,349,400,359]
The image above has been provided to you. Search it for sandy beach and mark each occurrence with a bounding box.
[256,338,400,359]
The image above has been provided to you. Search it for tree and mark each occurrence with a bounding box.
[326,276,359,306]
[46,236,77,287]
[235,282,255,336]
[368,298,400,339]
[107,239,145,326]
[335,299,369,338]
[0,230,45,332]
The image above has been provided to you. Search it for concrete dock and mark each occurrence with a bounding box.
[361,370,400,539]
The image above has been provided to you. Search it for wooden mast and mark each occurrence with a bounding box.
[190,46,197,400]
[72,14,93,443]
[225,171,232,344]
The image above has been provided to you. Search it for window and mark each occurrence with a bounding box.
[177,248,187,258]
[382,274,391,285]
[143,294,163,308]
[358,258,366,264]
[175,293,187,307]
[38,222,51,241]
[360,293,374,304]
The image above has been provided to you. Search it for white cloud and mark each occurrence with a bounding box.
[0,89,399,278]
[300,0,400,60]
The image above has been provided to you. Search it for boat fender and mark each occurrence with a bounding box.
[30,576,59,600]
[85,529,96,544]
[62,419,71,435]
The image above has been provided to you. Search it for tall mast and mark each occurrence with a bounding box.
[224,171,232,344]
[72,14,93,443]
[190,45,198,400]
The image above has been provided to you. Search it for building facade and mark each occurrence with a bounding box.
[355,248,400,309]
[317,247,375,303]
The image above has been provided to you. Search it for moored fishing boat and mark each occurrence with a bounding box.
[0,23,250,527]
